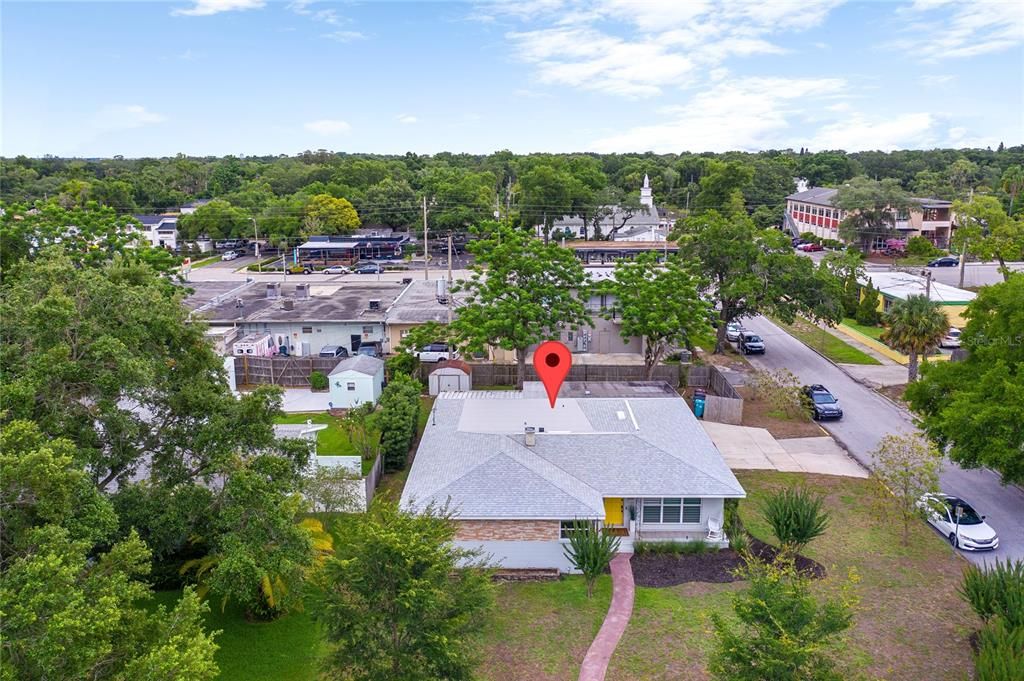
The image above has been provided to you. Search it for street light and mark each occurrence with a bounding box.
[251,218,261,271]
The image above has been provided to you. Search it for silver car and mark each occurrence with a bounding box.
[940,327,961,349]
[726,321,744,342]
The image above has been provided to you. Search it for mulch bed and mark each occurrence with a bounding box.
[631,537,826,588]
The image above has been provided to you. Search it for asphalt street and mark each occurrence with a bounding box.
[741,315,1024,566]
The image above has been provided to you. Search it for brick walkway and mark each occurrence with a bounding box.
[578,552,635,681]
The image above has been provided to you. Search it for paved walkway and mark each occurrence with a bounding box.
[578,553,635,681]
[279,388,332,413]
[702,421,868,478]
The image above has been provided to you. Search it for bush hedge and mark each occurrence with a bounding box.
[377,374,422,471]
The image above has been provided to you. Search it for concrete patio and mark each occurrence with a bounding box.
[702,421,868,478]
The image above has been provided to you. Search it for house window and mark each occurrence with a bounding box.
[302,326,313,334]
[400,329,411,338]
[346,382,356,391]
[641,498,701,523]
[560,520,595,539]
[362,325,374,335]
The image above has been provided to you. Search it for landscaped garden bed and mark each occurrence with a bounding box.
[631,537,825,588]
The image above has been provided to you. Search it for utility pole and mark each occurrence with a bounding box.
[447,233,453,327]
[958,239,968,289]
[423,195,429,281]
[251,217,261,272]
[922,268,932,298]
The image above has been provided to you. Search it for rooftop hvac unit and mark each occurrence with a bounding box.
[436,279,449,304]
[266,283,281,299]
[368,300,381,311]
[281,299,294,311]
[295,284,309,300]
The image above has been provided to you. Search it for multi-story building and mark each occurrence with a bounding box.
[785,187,955,249]
[130,214,179,250]
[537,175,670,241]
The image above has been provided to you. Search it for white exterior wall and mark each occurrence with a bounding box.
[314,455,368,511]
[241,321,386,357]
[328,368,383,409]
[455,540,576,572]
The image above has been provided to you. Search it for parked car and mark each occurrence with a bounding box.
[800,242,824,252]
[916,493,999,551]
[739,332,765,355]
[354,263,383,274]
[725,321,744,342]
[791,237,806,248]
[356,343,382,358]
[321,265,350,275]
[318,345,349,359]
[928,256,960,267]
[416,343,457,363]
[221,250,239,261]
[940,327,962,349]
[802,384,843,420]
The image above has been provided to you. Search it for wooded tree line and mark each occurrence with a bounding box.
[3,146,1023,246]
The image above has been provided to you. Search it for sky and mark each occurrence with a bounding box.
[2,0,1023,157]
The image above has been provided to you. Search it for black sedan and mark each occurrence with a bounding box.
[803,384,844,420]
[928,256,959,267]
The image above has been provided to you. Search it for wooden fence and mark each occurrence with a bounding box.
[235,356,341,387]
[685,364,744,425]
[364,454,383,506]
[428,362,681,388]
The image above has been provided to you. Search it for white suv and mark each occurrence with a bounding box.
[416,343,456,363]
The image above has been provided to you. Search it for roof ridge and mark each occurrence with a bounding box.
[500,437,604,513]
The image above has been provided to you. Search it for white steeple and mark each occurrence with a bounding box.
[640,174,654,208]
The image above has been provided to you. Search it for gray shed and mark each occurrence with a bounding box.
[428,360,473,395]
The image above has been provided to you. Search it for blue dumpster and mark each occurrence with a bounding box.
[693,388,706,418]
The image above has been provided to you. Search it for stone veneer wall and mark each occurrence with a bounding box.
[455,520,560,542]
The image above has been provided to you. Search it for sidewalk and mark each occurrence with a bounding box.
[578,553,635,681]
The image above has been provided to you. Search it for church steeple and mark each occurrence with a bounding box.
[640,174,653,208]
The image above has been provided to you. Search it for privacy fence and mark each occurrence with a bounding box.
[684,364,744,425]
[426,362,681,388]
[235,356,341,387]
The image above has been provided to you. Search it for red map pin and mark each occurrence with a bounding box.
[534,340,572,408]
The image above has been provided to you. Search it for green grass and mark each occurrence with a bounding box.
[149,590,323,681]
[842,318,885,341]
[275,412,377,475]
[772,316,882,365]
[189,255,221,268]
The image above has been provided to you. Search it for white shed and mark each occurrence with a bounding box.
[428,360,473,395]
[328,355,385,409]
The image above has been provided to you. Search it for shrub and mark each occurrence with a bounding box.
[906,236,941,259]
[309,371,328,391]
[855,283,882,326]
[748,368,806,419]
[633,540,714,556]
[761,488,830,552]
[562,520,619,598]
[376,374,422,471]
[974,618,1024,681]
[960,559,1024,629]
[385,351,418,380]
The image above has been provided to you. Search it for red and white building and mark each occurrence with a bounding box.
[785,187,955,249]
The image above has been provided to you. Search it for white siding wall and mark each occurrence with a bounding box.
[328,369,383,408]
[243,321,386,356]
[455,540,576,572]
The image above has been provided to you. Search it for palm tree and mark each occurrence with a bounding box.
[881,295,949,382]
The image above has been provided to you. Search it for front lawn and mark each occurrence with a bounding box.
[480,472,977,681]
[773,316,882,365]
[842,318,885,341]
[189,255,222,268]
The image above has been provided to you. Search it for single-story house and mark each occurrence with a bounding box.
[383,279,465,354]
[859,271,976,327]
[273,422,373,511]
[328,355,385,409]
[400,382,745,572]
[184,280,404,357]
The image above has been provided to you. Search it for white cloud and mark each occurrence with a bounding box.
[921,74,955,85]
[322,30,366,43]
[804,112,936,152]
[499,0,844,97]
[590,77,846,152]
[892,0,1024,60]
[172,0,264,17]
[304,119,351,135]
[395,114,418,125]
[92,105,167,131]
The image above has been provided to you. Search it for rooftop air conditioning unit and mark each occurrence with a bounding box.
[266,283,280,299]
[295,284,309,300]
[368,300,381,311]
[281,299,294,311]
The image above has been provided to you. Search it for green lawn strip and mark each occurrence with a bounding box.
[189,255,222,269]
[148,590,322,681]
[772,316,881,365]
[841,318,885,341]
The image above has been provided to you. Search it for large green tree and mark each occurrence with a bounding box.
[833,176,914,251]
[694,160,753,216]
[452,222,591,387]
[602,252,712,378]
[177,198,251,240]
[880,294,950,382]
[312,502,494,681]
[906,276,1024,484]
[304,193,361,236]
[954,195,1024,282]
[672,211,843,353]
[360,177,419,228]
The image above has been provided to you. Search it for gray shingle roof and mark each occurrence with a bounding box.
[785,187,838,205]
[401,384,745,520]
[330,355,384,376]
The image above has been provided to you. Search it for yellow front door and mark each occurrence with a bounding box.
[604,498,624,526]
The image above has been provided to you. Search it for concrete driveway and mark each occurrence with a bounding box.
[740,314,1024,565]
[702,421,867,478]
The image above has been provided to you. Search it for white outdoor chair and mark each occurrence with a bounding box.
[706,517,724,542]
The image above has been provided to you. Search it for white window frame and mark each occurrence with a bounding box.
[641,497,701,524]
[346,381,356,391]
[559,519,597,540]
